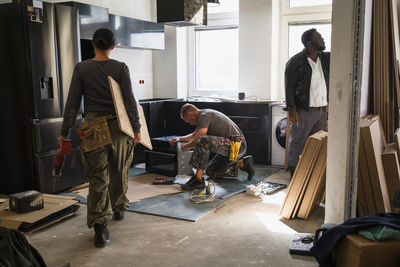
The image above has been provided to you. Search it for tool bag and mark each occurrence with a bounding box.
[78,116,112,152]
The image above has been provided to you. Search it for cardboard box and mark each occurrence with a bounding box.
[335,234,400,267]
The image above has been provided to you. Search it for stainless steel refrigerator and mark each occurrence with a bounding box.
[0,0,86,194]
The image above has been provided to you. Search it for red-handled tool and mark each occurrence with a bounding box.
[52,139,72,177]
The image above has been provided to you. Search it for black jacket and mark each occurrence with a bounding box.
[311,213,400,267]
[284,50,330,111]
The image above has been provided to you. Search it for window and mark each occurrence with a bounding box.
[194,27,238,93]
[290,0,332,8]
[288,23,331,58]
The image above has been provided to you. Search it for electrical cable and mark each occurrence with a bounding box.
[189,180,216,204]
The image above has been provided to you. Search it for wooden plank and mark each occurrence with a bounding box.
[279,138,315,218]
[358,131,377,215]
[394,128,400,159]
[361,119,392,212]
[297,136,327,219]
[357,168,367,217]
[291,131,327,218]
[358,115,377,216]
[382,143,400,212]
[279,131,325,219]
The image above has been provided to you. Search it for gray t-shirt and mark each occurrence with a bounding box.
[61,59,140,137]
[196,109,243,138]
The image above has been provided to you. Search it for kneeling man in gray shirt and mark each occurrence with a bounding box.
[169,103,255,190]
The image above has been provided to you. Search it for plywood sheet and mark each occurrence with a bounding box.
[108,76,152,150]
[297,136,327,220]
[279,131,327,219]
[382,143,400,212]
[137,103,152,150]
[361,119,391,212]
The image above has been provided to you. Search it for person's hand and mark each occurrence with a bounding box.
[134,132,141,143]
[168,137,180,145]
[57,135,64,148]
[181,143,190,151]
[288,110,299,125]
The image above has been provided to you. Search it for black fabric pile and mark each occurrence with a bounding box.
[311,213,400,267]
[0,226,46,267]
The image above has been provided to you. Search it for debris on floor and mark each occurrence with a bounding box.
[246,181,287,197]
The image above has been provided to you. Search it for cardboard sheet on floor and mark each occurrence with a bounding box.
[0,194,79,233]
[59,167,147,203]
[73,173,182,203]
[128,166,280,221]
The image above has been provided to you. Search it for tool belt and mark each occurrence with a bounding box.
[78,115,112,152]
[228,137,244,162]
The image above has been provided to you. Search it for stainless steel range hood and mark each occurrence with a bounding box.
[62,2,165,50]
[157,0,207,27]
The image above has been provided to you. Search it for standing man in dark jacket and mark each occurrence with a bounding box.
[284,28,330,176]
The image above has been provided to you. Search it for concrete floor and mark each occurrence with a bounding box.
[27,169,323,267]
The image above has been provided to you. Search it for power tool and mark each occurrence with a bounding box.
[52,139,72,177]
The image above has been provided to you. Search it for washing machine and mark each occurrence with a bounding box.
[271,103,287,166]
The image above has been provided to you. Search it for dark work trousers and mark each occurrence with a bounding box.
[189,135,247,179]
[288,107,327,170]
[81,112,135,228]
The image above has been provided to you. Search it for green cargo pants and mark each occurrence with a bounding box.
[80,112,134,228]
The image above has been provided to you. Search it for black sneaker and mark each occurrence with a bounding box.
[180,176,205,190]
[114,211,124,221]
[241,155,255,180]
[94,224,110,248]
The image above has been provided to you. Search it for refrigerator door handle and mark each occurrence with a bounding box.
[40,76,54,100]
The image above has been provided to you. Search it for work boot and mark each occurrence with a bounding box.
[180,175,205,190]
[241,155,255,180]
[114,211,124,221]
[94,224,110,248]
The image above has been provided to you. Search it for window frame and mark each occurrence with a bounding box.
[187,9,239,98]
[191,25,239,97]
[277,0,332,100]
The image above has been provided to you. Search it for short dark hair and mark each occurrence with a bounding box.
[180,103,198,118]
[92,28,116,50]
[301,28,317,47]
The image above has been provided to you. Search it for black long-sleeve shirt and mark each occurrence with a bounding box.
[61,59,140,137]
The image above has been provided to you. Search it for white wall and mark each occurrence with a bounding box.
[325,0,373,223]
[153,26,188,99]
[239,0,279,100]
[45,0,155,100]
[359,0,372,116]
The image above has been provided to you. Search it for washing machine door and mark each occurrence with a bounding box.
[275,118,287,149]
[271,116,287,166]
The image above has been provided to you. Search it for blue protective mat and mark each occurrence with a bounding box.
[128,165,280,221]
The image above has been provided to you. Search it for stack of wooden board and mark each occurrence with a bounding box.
[357,115,400,216]
[372,0,400,143]
[279,131,328,220]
